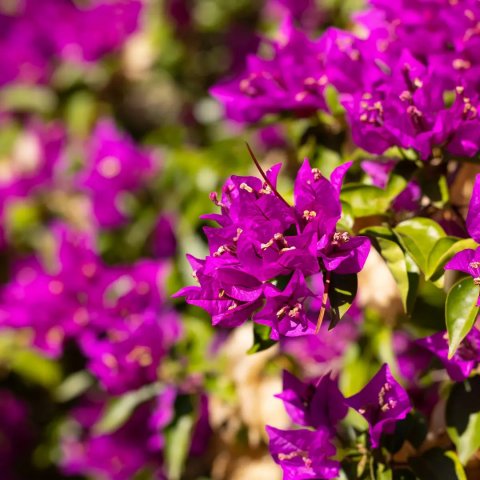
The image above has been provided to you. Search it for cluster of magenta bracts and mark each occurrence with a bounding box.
[0,2,205,476]
[176,159,370,338]
[0,114,205,478]
[0,0,141,86]
[212,0,480,161]
[267,365,411,478]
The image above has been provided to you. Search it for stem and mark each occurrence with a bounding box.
[245,142,291,208]
[315,270,331,334]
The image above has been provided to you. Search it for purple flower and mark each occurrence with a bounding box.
[281,309,360,373]
[61,393,170,480]
[275,370,347,433]
[0,121,65,247]
[189,393,212,456]
[393,331,432,384]
[177,159,369,336]
[174,255,264,328]
[151,215,177,259]
[253,270,317,339]
[345,363,411,448]
[266,425,340,480]
[265,0,327,32]
[0,223,179,359]
[466,174,480,242]
[81,313,177,395]
[0,224,105,356]
[294,159,371,274]
[211,17,328,123]
[0,391,33,479]
[51,0,142,63]
[148,386,177,451]
[0,0,142,86]
[417,328,480,382]
[77,119,158,228]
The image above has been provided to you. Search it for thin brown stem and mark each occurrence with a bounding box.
[245,142,291,208]
[315,270,331,334]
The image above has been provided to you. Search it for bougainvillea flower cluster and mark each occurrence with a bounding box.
[268,364,411,478]
[77,119,158,228]
[5,0,480,478]
[212,1,480,161]
[0,0,142,85]
[176,158,370,339]
[0,223,180,364]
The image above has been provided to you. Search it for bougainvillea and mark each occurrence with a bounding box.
[4,0,480,479]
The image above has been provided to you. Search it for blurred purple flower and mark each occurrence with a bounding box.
[211,17,328,123]
[0,0,142,86]
[61,392,171,480]
[151,215,177,259]
[77,119,158,228]
[0,391,33,479]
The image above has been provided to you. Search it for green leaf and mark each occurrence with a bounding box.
[0,85,57,113]
[94,383,162,434]
[341,184,391,217]
[324,84,345,116]
[426,238,478,282]
[446,376,480,465]
[394,218,446,273]
[410,448,467,479]
[247,323,276,354]
[361,226,415,312]
[54,371,94,402]
[444,452,467,480]
[338,200,354,231]
[165,415,194,480]
[329,273,357,329]
[445,277,480,358]
[405,253,421,314]
[10,349,62,388]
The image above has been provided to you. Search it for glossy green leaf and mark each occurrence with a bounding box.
[341,184,391,217]
[427,237,478,281]
[394,218,446,273]
[446,376,480,465]
[165,415,194,480]
[445,277,480,358]
[405,253,420,314]
[338,200,354,231]
[361,226,413,312]
[329,273,357,329]
[444,452,467,480]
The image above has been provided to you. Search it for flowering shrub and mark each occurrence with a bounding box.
[2,0,480,479]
